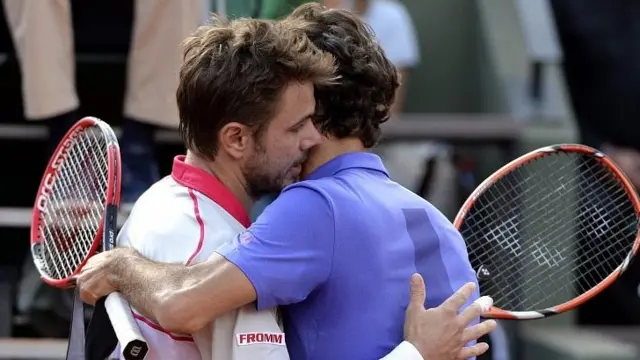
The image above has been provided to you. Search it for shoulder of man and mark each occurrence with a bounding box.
[117,178,238,264]
[281,177,336,197]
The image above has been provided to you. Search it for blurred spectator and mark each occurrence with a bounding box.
[551,0,640,189]
[327,0,419,114]
[2,0,202,209]
[551,0,640,326]
[3,0,202,337]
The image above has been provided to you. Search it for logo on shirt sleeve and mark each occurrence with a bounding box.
[237,231,253,246]
[236,332,286,346]
[218,231,254,254]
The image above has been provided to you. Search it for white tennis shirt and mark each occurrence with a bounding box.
[114,155,423,360]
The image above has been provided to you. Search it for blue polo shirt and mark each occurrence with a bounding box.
[217,152,479,360]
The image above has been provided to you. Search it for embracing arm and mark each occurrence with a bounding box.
[110,247,424,359]
[80,185,333,334]
[101,248,256,333]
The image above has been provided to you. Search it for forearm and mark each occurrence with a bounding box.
[380,342,423,360]
[109,250,190,323]
[108,249,256,333]
[390,69,408,116]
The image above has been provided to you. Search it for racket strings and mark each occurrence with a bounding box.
[41,145,106,278]
[491,162,633,308]
[516,160,626,304]
[36,127,109,280]
[465,157,620,264]
[461,152,638,312]
[491,194,631,309]
[53,129,108,269]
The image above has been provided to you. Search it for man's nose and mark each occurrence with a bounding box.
[300,123,323,150]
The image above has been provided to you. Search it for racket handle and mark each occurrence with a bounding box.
[105,292,149,360]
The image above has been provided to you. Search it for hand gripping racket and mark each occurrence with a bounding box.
[455,144,640,320]
[30,117,149,359]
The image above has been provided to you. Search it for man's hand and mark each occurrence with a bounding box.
[76,248,132,305]
[404,274,497,360]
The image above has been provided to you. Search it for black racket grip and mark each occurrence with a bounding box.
[122,339,149,360]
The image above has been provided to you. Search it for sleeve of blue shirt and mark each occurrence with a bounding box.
[216,184,335,310]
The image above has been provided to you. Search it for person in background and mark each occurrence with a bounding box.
[2,0,202,210]
[551,0,640,327]
[324,0,419,115]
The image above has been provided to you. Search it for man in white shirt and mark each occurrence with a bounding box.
[105,16,325,360]
[82,6,495,360]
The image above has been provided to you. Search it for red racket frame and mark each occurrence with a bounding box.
[454,144,640,320]
[30,116,122,288]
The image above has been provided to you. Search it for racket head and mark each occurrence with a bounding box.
[455,144,640,320]
[30,116,121,288]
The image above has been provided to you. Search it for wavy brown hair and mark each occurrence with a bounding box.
[286,3,399,148]
[177,15,336,158]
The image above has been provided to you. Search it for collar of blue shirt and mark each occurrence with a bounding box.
[304,151,390,181]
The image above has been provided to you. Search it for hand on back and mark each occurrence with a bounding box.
[404,274,497,360]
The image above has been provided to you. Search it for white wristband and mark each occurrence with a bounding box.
[380,341,423,360]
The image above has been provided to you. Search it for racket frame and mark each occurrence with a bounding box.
[100,122,149,358]
[30,117,119,287]
[454,143,640,320]
[104,120,121,251]
[30,116,149,359]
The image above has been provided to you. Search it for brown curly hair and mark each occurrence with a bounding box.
[177,15,336,158]
[286,3,399,148]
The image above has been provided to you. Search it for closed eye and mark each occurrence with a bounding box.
[289,116,312,133]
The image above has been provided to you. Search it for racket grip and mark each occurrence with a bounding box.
[105,292,149,360]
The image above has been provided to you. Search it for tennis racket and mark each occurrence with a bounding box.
[455,144,640,320]
[30,116,149,359]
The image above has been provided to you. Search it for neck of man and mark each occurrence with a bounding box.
[303,137,366,178]
[184,151,255,214]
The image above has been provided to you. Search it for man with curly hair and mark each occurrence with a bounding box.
[77,4,491,360]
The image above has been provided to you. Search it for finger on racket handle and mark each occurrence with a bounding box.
[105,293,149,359]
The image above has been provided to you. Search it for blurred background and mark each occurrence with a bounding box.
[1,0,640,359]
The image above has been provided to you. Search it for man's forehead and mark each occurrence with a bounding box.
[282,81,315,105]
[271,82,316,124]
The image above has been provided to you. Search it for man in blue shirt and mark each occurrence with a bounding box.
[218,153,479,359]
[77,4,489,359]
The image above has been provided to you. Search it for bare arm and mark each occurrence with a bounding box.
[390,69,408,117]
[80,248,256,334]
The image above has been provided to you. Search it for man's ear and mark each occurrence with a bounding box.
[218,122,253,159]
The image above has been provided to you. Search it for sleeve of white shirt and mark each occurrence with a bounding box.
[379,341,423,360]
[367,1,420,68]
